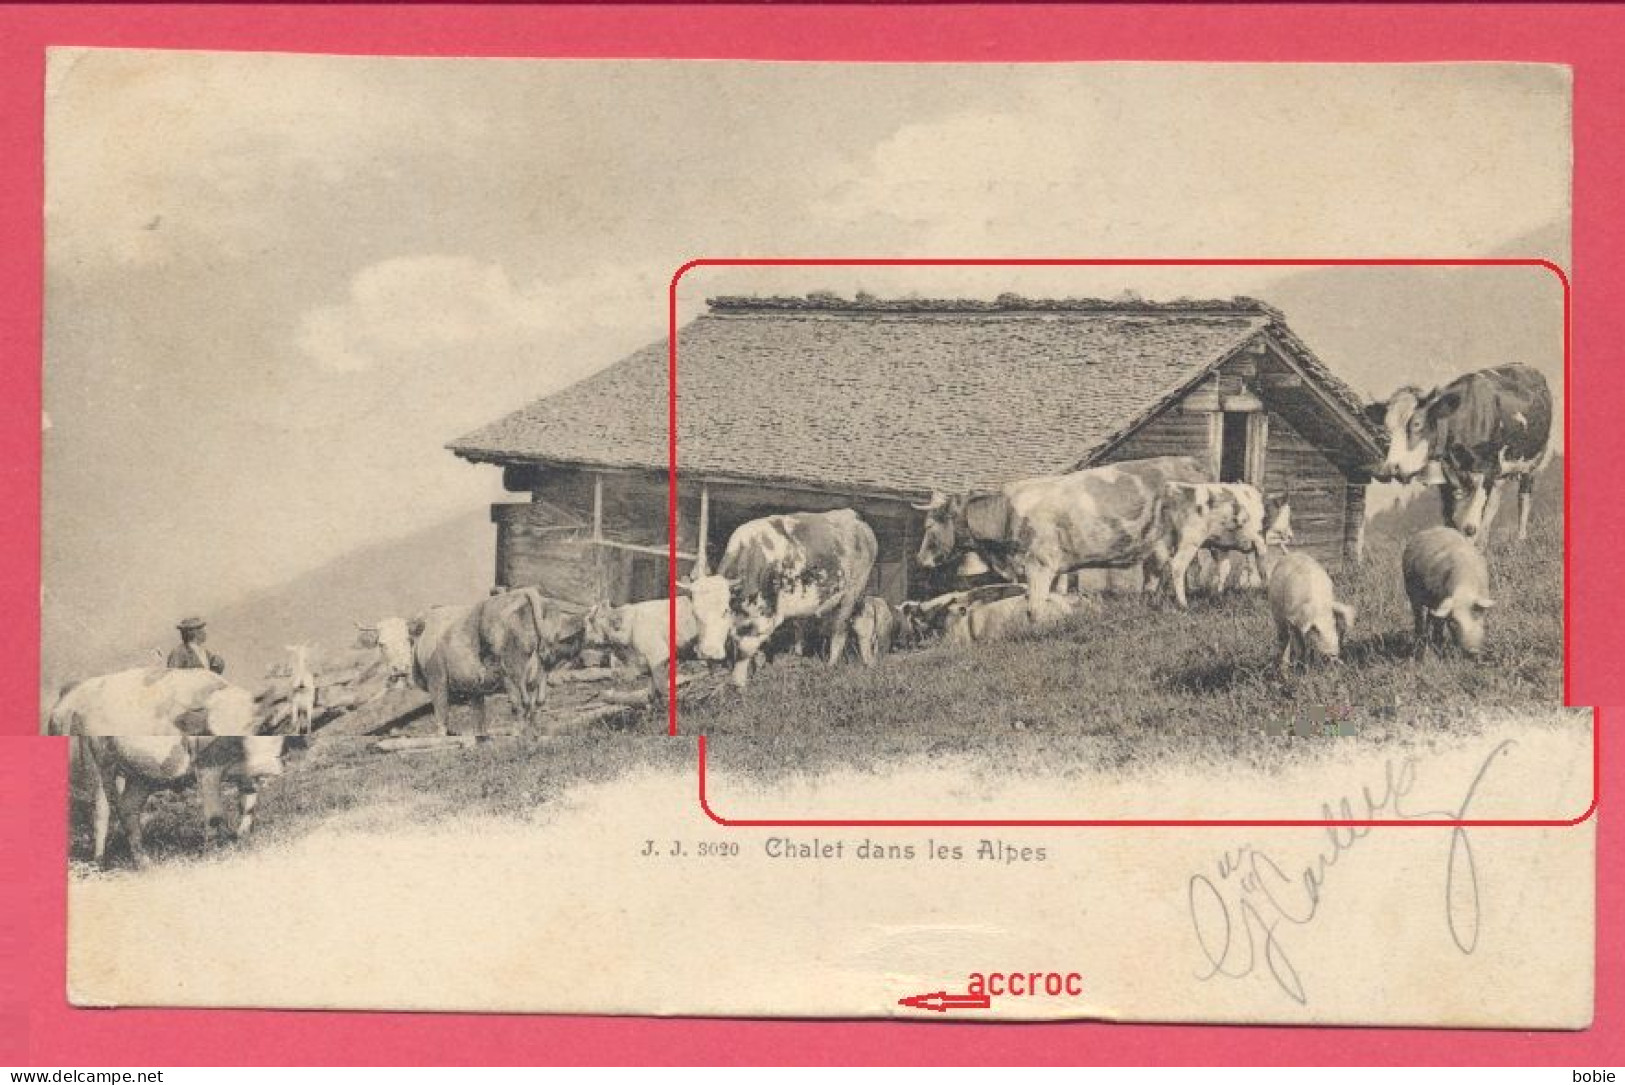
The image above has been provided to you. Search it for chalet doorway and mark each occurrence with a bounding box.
[1218,409,1267,486]
[1219,412,1250,482]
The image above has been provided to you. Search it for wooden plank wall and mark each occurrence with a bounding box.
[1262,412,1352,565]
[494,467,686,605]
[491,502,618,605]
[508,466,917,606]
[1096,362,1362,568]
[1102,403,1214,469]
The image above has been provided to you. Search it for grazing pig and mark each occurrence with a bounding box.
[1267,552,1355,668]
[848,596,898,665]
[1403,526,1496,656]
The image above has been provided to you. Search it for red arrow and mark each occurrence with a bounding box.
[898,990,993,1013]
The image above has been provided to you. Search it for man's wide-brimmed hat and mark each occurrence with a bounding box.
[176,617,207,632]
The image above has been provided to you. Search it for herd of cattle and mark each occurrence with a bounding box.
[51,362,1553,869]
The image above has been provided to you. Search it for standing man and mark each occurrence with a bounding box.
[167,616,225,674]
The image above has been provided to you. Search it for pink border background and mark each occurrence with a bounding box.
[1,4,1617,1066]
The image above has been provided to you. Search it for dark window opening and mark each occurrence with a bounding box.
[1220,411,1251,483]
[627,553,669,604]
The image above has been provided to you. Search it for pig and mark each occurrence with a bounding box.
[1403,526,1496,657]
[1266,551,1356,668]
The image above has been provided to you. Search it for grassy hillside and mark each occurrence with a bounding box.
[69,463,1565,864]
[77,502,1561,866]
[691,508,1563,776]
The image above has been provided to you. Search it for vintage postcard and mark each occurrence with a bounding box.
[44,52,1589,1026]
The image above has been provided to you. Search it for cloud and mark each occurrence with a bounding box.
[45,49,440,271]
[812,66,1571,258]
[296,255,663,373]
[815,106,1088,236]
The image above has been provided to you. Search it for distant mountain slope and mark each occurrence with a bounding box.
[44,504,498,696]
[1366,453,1564,544]
[1256,220,1567,416]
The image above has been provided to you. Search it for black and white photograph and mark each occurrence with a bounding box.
[42,51,1590,1025]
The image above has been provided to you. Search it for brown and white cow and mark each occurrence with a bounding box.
[913,455,1208,622]
[49,667,285,868]
[408,588,583,734]
[682,509,878,688]
[1368,363,1553,546]
[1143,482,1292,608]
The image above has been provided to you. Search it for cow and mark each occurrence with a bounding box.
[1368,363,1553,546]
[48,667,285,868]
[913,455,1209,622]
[1403,526,1496,657]
[941,592,1081,645]
[367,618,415,688]
[848,596,898,665]
[1142,483,1293,608]
[898,584,1026,647]
[681,509,879,688]
[583,596,698,704]
[408,588,583,735]
[1267,551,1355,669]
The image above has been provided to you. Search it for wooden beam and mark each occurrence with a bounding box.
[593,539,697,561]
[695,483,710,576]
[901,508,916,600]
[700,477,914,521]
[1222,391,1264,413]
[1256,372,1304,390]
[591,474,604,542]
[1247,412,1270,488]
[1207,412,1224,478]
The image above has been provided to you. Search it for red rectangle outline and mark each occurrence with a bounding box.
[665,257,1595,829]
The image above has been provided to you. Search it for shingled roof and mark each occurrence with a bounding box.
[449,296,1380,496]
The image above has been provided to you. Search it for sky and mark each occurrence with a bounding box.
[41,53,1571,680]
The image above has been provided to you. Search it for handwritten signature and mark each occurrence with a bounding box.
[1186,740,1515,1005]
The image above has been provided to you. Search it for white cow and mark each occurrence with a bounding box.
[583,597,699,704]
[49,667,285,868]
